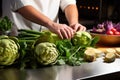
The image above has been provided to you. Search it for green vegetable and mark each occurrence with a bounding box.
[56,33,99,66]
[34,42,58,65]
[71,31,92,46]
[17,39,37,69]
[17,29,42,69]
[56,39,86,66]
[34,31,61,45]
[15,29,99,69]
[0,16,13,35]
[17,30,60,68]
[18,29,42,35]
[0,36,19,66]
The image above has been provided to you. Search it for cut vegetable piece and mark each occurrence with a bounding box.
[86,47,103,57]
[84,49,96,62]
[114,52,120,58]
[105,48,116,54]
[104,52,116,63]
[115,48,120,54]
[114,48,120,58]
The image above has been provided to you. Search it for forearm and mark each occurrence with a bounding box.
[64,4,86,32]
[64,4,79,26]
[17,5,54,29]
[16,5,75,39]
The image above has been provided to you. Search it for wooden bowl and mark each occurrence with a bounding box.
[87,30,120,46]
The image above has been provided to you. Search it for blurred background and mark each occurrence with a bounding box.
[0,0,2,17]
[59,0,120,29]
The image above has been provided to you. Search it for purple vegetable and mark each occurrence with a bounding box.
[103,21,114,32]
[97,24,104,29]
[114,22,120,32]
[91,21,120,34]
[91,22,106,34]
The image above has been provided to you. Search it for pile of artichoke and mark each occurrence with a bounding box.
[0,36,19,66]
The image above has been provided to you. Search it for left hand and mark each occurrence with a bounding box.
[70,23,86,32]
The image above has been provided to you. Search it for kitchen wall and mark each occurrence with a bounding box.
[107,0,120,22]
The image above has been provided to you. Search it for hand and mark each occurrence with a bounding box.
[70,23,86,32]
[49,23,75,39]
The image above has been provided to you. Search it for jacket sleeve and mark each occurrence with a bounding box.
[10,0,36,11]
[60,0,76,12]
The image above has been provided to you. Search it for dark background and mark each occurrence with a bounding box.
[59,0,120,29]
[0,0,2,17]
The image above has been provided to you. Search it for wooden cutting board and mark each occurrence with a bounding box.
[96,44,120,52]
[97,47,120,52]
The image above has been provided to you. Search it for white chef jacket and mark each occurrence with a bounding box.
[2,0,76,35]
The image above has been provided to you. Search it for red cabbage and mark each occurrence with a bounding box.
[102,21,114,32]
[91,27,105,34]
[114,22,120,32]
[91,21,120,34]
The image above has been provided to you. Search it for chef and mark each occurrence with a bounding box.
[2,0,86,39]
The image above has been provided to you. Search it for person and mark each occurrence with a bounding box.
[2,0,86,39]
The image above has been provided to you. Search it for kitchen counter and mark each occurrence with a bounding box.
[0,44,120,80]
[0,57,120,80]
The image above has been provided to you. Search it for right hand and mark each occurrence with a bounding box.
[48,23,75,39]
[70,23,86,32]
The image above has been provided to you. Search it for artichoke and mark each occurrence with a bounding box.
[34,31,61,46]
[0,37,19,65]
[71,31,92,46]
[34,42,58,65]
